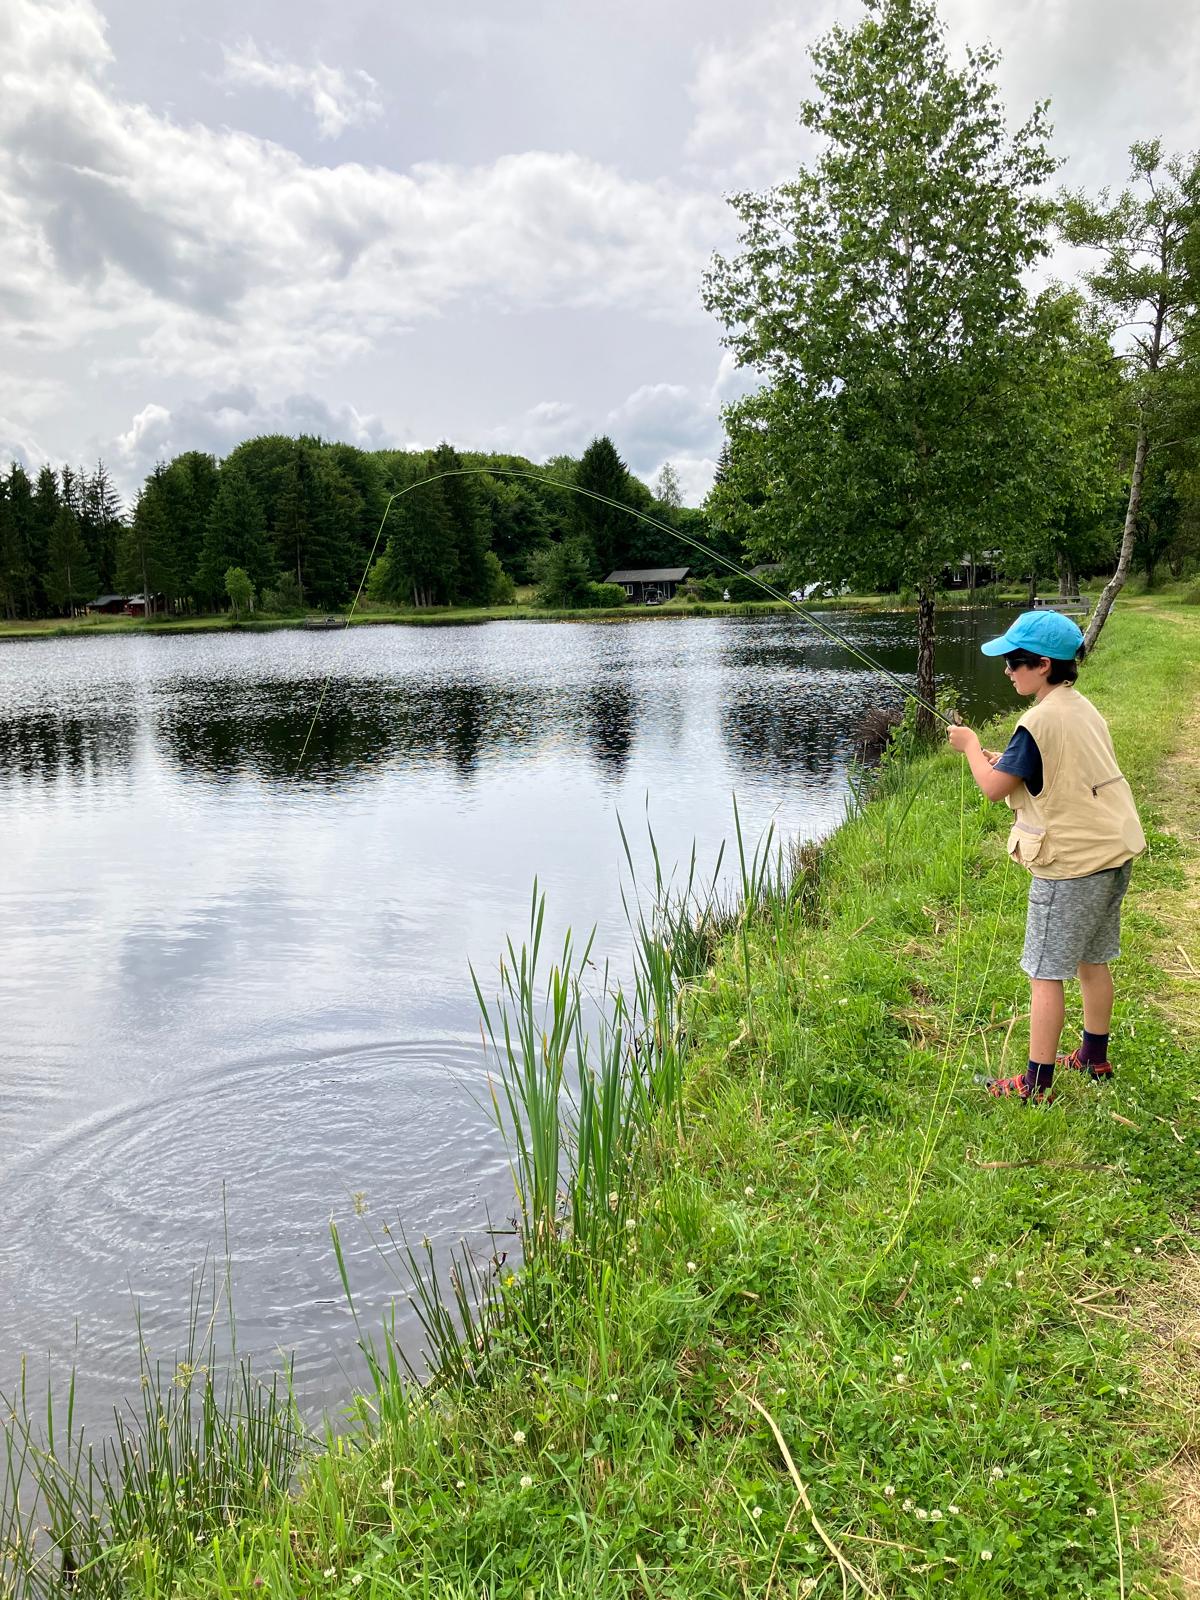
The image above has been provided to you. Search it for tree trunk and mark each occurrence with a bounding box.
[1027,571,1037,606]
[1084,420,1149,653]
[916,583,937,738]
[1057,556,1069,597]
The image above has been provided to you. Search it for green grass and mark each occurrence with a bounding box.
[4,603,1199,1598]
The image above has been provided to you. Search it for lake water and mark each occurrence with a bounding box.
[0,611,1015,1427]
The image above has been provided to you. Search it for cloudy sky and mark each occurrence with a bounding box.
[2,0,1198,506]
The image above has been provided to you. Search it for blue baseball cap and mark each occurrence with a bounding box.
[980,610,1084,660]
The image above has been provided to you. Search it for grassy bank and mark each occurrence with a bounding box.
[5,605,1200,1598]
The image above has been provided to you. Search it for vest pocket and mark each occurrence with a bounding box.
[1008,820,1054,867]
[1091,774,1125,797]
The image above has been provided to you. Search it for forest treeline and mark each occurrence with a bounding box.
[0,437,738,620]
[3,409,1196,624]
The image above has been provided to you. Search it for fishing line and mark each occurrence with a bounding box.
[293,466,955,777]
[294,464,995,1284]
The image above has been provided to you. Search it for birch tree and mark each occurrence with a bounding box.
[1060,141,1198,649]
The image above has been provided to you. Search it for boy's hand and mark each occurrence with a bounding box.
[947,725,979,755]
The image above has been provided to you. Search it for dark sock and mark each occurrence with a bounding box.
[1079,1030,1109,1065]
[1027,1058,1055,1091]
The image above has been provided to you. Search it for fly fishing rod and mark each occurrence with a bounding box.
[295,466,953,774]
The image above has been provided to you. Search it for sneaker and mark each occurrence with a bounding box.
[985,1072,1055,1105]
[1056,1046,1112,1081]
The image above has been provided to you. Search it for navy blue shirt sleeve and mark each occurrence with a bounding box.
[994,726,1043,796]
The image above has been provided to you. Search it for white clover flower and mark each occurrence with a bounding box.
[512,1430,526,1445]
[1086,1507,1097,1518]
[1117,1385,1129,1397]
[351,1578,363,1590]
[980,1549,993,1561]
[883,1485,895,1498]
[960,1361,972,1372]
[838,997,849,1006]
[902,1499,914,1513]
[686,1261,698,1274]
[751,1505,763,1520]
[380,1476,394,1495]
[519,1474,533,1489]
[971,1275,983,1287]
[1134,1246,1142,1256]
[607,1392,618,1403]
[953,1295,964,1306]
[948,1505,961,1515]
[323,1569,336,1580]
[891,1355,905,1368]
[894,1372,907,1385]
[744,1185,755,1197]
[916,1508,928,1521]
[775,1386,786,1396]
[990,1466,1004,1480]
[930,1509,943,1522]
[456,1480,466,1489]
[1016,1270,1025,1280]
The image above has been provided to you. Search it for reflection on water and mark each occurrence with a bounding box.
[0,612,1016,1427]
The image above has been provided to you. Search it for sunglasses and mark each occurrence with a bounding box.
[1003,650,1047,670]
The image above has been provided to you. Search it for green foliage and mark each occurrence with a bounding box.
[433,441,492,604]
[533,537,594,607]
[377,472,456,607]
[587,581,627,608]
[224,566,255,618]
[482,549,515,605]
[260,571,304,614]
[198,466,276,604]
[44,506,97,615]
[574,436,639,576]
[703,0,1070,713]
[118,469,181,614]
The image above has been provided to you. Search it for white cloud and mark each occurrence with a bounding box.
[685,12,834,188]
[486,352,760,505]
[112,387,394,496]
[0,0,725,398]
[221,38,383,140]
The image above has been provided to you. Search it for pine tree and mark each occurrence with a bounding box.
[0,484,25,620]
[198,465,277,606]
[31,465,60,613]
[159,452,220,605]
[82,461,123,592]
[379,477,456,607]
[575,436,637,576]
[45,505,98,615]
[432,441,491,603]
[5,465,40,616]
[118,470,181,615]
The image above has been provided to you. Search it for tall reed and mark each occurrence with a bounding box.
[0,1262,303,1599]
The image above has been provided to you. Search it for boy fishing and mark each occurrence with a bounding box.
[946,611,1146,1104]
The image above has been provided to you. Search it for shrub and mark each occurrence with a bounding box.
[483,551,516,606]
[1183,581,1200,605]
[261,572,304,613]
[587,582,628,608]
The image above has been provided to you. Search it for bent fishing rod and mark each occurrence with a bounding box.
[295,466,953,773]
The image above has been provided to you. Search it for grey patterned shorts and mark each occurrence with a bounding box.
[1021,862,1134,981]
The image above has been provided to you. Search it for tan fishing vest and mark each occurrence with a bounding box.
[1003,686,1145,880]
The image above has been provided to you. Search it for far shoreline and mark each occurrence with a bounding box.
[0,590,1043,645]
